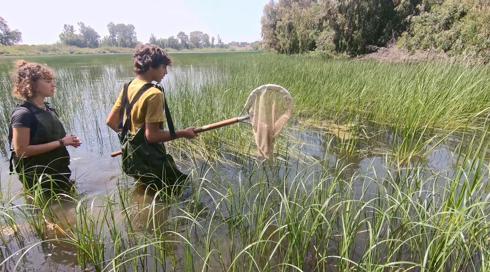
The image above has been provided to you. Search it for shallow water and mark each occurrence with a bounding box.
[0,54,488,271]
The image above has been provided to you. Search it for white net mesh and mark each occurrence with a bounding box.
[243,84,293,159]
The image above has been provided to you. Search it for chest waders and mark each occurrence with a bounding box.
[8,102,72,193]
[118,81,187,191]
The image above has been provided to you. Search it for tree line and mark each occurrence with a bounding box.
[0,17,258,50]
[148,32,260,50]
[149,31,226,50]
[261,0,489,62]
[59,22,138,48]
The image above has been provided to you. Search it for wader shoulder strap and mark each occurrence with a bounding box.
[120,82,154,139]
[118,80,132,130]
[8,125,14,173]
[45,102,59,117]
[154,84,176,139]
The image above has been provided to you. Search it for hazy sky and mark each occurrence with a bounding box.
[2,0,270,44]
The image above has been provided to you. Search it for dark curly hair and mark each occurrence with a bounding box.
[133,44,171,75]
[11,60,55,100]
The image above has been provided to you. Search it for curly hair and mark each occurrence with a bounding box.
[133,44,171,75]
[11,60,55,100]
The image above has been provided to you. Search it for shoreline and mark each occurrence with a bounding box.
[0,44,257,57]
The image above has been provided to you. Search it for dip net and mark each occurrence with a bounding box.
[242,84,293,159]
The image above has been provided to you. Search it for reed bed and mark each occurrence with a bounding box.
[0,53,488,271]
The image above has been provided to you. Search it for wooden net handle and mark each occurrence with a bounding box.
[110,115,249,157]
[193,115,248,133]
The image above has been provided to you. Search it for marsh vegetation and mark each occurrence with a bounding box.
[0,52,488,271]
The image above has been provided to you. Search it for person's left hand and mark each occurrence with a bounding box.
[181,127,197,139]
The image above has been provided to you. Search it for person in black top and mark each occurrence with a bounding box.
[9,60,81,194]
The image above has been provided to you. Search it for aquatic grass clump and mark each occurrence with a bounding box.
[0,145,488,271]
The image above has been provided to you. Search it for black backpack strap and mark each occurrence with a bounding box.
[154,84,176,139]
[120,82,154,139]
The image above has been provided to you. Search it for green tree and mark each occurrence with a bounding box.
[202,33,211,47]
[216,35,225,48]
[190,31,205,48]
[262,0,320,54]
[59,24,84,47]
[261,0,279,51]
[329,0,397,55]
[148,34,169,49]
[78,22,100,48]
[0,17,22,45]
[177,31,189,49]
[167,36,180,49]
[106,22,137,48]
[59,23,100,48]
[291,2,321,53]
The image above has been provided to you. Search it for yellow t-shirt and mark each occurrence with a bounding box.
[111,78,166,134]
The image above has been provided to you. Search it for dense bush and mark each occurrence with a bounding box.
[261,0,489,62]
[400,0,490,62]
[261,0,320,54]
[262,0,399,55]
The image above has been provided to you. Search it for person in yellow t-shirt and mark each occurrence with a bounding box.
[106,44,196,191]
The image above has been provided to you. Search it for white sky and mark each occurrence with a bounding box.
[1,0,270,44]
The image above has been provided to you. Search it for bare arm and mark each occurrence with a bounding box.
[12,128,81,158]
[106,108,121,132]
[144,122,197,144]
